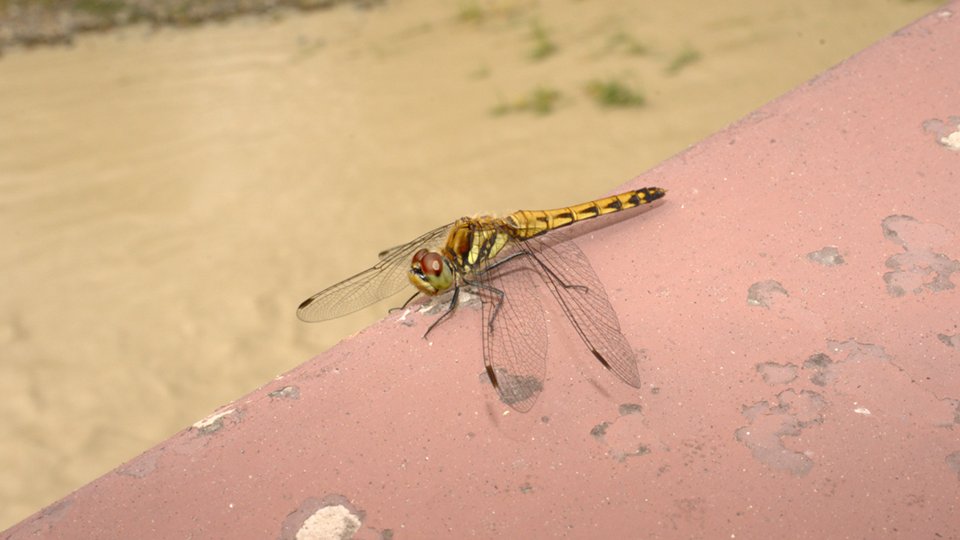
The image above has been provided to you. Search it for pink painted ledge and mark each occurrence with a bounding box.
[6,4,960,539]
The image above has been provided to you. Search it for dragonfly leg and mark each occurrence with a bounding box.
[388,291,422,314]
[463,277,506,334]
[485,250,589,294]
[423,285,461,339]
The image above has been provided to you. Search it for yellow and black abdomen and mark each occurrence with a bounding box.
[506,187,666,240]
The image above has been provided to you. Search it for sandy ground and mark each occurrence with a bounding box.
[0,0,943,529]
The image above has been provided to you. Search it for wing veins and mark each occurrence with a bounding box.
[518,235,642,388]
[297,222,454,322]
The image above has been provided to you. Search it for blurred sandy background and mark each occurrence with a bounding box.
[0,0,942,529]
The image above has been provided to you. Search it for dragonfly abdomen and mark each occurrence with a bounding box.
[506,186,665,240]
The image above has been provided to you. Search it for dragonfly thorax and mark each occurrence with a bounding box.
[408,248,455,296]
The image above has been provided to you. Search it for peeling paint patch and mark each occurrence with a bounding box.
[746,280,788,308]
[806,246,845,266]
[735,389,826,476]
[922,115,960,151]
[117,451,159,478]
[803,353,837,386]
[618,403,643,416]
[420,288,480,318]
[269,385,301,400]
[937,333,960,348]
[777,388,827,425]
[881,215,959,296]
[756,362,798,385]
[591,404,660,462]
[815,340,960,428]
[16,496,74,536]
[279,495,365,540]
[946,451,960,480]
[298,506,361,540]
[926,398,960,429]
[40,497,73,522]
[943,130,960,150]
[192,408,241,435]
[395,307,415,327]
[826,339,891,364]
[746,279,824,332]
[943,399,960,427]
[589,421,610,439]
[805,340,892,386]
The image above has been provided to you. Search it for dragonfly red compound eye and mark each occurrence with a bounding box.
[417,252,445,277]
[411,248,429,267]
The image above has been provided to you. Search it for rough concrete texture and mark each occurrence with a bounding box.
[5,3,960,539]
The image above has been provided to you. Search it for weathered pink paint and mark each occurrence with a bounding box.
[6,3,960,539]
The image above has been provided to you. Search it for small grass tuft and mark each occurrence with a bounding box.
[607,31,648,56]
[456,2,486,24]
[75,0,125,17]
[491,86,562,116]
[528,21,557,61]
[665,46,701,75]
[585,79,646,108]
[469,64,490,79]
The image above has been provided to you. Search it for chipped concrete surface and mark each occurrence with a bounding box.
[756,362,799,385]
[922,115,960,151]
[4,2,960,539]
[590,403,660,463]
[280,496,364,540]
[881,215,960,296]
[269,386,301,400]
[806,246,845,267]
[746,279,789,308]
[735,389,825,476]
[296,507,361,540]
[191,408,241,435]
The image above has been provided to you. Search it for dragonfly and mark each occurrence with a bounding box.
[298,187,666,411]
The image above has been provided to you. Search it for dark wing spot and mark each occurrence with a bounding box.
[591,349,613,369]
[486,365,501,389]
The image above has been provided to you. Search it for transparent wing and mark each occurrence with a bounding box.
[474,244,548,412]
[297,222,455,322]
[519,231,642,388]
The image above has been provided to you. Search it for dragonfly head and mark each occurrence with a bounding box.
[409,248,454,296]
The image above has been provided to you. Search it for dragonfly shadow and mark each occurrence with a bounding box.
[481,367,545,408]
[586,378,613,399]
